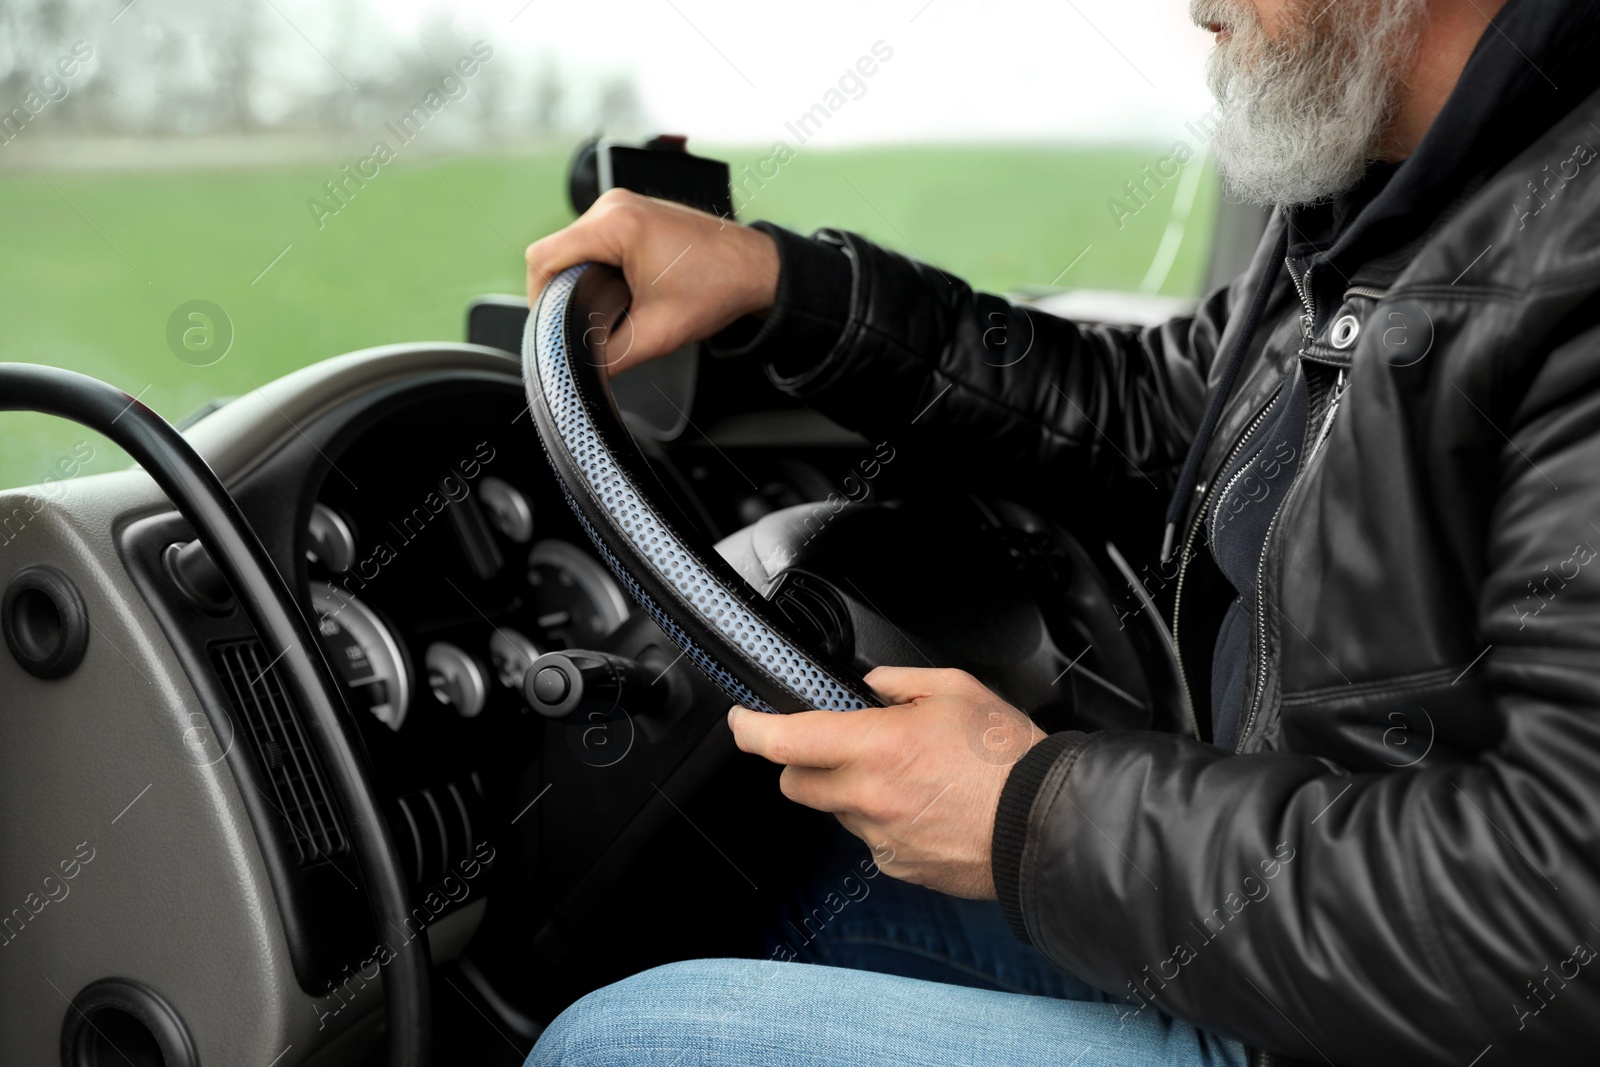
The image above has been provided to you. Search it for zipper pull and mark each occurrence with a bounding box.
[1290,259,1317,353]
[1313,369,1348,451]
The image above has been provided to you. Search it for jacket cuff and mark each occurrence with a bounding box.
[705,223,851,373]
[992,731,1088,943]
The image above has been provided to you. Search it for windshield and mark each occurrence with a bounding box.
[0,0,1215,491]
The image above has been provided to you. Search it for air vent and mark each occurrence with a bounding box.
[391,775,491,896]
[210,639,348,865]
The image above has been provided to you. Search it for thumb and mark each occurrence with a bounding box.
[595,303,685,377]
[862,665,945,707]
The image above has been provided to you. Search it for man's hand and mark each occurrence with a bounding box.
[728,666,1046,900]
[524,189,780,377]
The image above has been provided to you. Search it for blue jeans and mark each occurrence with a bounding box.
[526,836,1248,1067]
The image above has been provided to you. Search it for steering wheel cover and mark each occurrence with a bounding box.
[522,264,879,714]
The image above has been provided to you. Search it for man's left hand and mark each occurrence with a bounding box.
[728,665,1046,900]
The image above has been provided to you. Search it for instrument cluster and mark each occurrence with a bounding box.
[304,477,632,736]
[292,386,642,800]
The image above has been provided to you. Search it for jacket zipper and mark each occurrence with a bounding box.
[1170,387,1281,738]
[1343,284,1387,301]
[1248,371,1347,742]
[1210,431,1268,546]
[1312,369,1348,454]
[1239,501,1289,749]
[1170,259,1307,740]
[1291,264,1317,348]
[1237,272,1350,752]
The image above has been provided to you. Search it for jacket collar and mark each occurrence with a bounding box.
[1286,0,1600,317]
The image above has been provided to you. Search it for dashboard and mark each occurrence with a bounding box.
[0,334,1173,1065]
[109,350,900,1015]
[0,331,916,1065]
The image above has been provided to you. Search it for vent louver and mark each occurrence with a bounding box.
[210,639,348,865]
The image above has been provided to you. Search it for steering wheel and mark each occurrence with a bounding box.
[523,264,884,714]
[0,366,431,1067]
[522,263,1177,730]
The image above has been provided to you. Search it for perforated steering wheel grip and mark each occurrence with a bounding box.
[521,263,881,714]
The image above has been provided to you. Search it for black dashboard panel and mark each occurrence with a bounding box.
[304,386,566,799]
[119,372,569,995]
[118,358,920,1006]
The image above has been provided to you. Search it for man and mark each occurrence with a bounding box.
[523,0,1600,1063]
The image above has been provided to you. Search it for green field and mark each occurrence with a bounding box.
[0,144,1218,491]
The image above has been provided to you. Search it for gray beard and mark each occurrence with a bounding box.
[1194,0,1428,206]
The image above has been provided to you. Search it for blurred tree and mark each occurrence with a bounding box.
[209,0,262,130]
[532,58,563,133]
[596,75,642,135]
[0,0,641,145]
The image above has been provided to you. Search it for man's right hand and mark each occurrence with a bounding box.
[524,188,780,377]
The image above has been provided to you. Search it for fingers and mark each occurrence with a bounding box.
[863,665,969,706]
[777,765,842,812]
[524,189,637,302]
[523,189,779,376]
[728,705,859,768]
[524,225,602,302]
[528,187,659,300]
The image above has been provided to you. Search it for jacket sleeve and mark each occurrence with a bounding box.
[991,324,1600,1065]
[714,224,1235,503]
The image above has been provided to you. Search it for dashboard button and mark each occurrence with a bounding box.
[531,666,570,704]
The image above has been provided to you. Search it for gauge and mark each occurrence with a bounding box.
[488,628,542,690]
[479,477,535,543]
[526,539,631,644]
[307,504,357,574]
[311,582,411,730]
[425,642,488,718]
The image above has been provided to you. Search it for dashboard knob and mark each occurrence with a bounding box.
[425,642,488,718]
[488,627,542,691]
[163,539,232,613]
[479,477,535,544]
[306,503,357,574]
[521,649,665,720]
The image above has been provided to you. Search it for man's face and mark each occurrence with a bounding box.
[1192,0,1428,206]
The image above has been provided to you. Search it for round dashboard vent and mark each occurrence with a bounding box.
[60,978,197,1067]
[3,564,89,680]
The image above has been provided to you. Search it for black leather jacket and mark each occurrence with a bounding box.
[726,3,1600,1063]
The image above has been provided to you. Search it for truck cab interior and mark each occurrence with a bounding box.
[0,7,1259,1061]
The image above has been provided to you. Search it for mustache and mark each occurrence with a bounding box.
[1190,0,1256,31]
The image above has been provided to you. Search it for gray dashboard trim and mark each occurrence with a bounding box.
[0,343,518,1066]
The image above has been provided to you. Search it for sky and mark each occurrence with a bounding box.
[372,0,1216,146]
